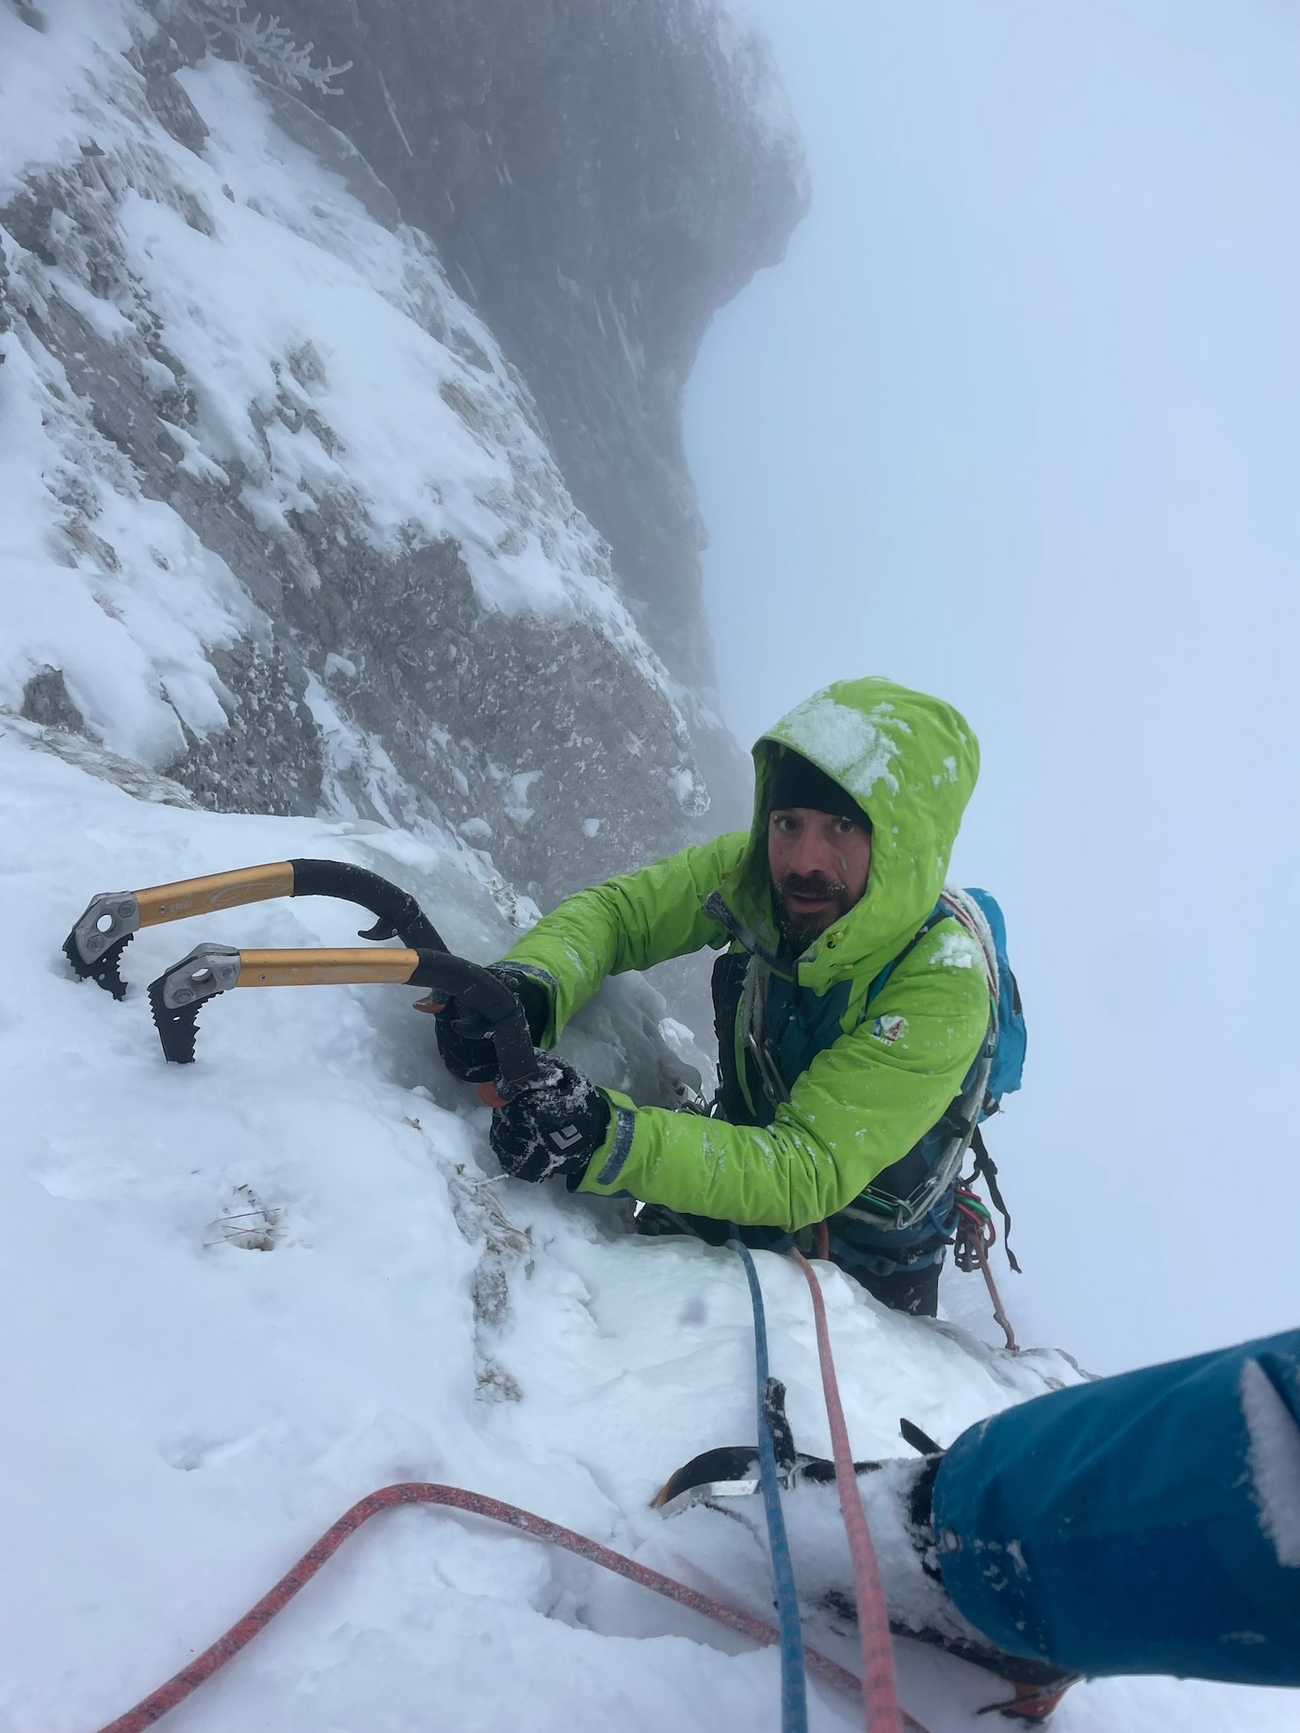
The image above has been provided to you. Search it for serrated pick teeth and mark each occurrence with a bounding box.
[62,930,134,1001]
[147,978,203,1065]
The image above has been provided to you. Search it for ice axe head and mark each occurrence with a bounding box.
[62,860,447,998]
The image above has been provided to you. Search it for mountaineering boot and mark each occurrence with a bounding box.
[652,1443,1078,1723]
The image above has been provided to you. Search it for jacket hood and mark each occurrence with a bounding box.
[720,677,980,990]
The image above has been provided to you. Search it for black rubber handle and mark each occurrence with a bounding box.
[289,860,448,953]
[408,951,540,1092]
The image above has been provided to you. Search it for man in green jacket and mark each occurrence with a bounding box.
[435,676,994,1316]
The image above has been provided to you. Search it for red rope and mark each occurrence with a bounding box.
[790,1250,905,1733]
[92,1481,872,1733]
[955,1198,1018,1352]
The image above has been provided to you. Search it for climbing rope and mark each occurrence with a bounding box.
[731,1236,810,1733]
[790,1248,905,1733]
[92,1480,867,1733]
[85,1254,945,1733]
[954,1188,1018,1352]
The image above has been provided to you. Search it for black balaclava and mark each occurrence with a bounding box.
[768,750,872,831]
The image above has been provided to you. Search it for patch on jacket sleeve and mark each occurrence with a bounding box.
[871,1013,908,1045]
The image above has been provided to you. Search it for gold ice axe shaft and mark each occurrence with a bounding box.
[147,942,539,1094]
[63,860,446,998]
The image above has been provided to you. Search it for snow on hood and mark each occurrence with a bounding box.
[722,676,979,985]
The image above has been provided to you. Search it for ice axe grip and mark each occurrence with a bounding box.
[404,952,539,1096]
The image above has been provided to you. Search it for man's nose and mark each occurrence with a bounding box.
[788,827,839,878]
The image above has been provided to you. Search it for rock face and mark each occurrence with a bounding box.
[258,0,809,694]
[0,0,803,917]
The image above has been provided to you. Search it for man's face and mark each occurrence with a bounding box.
[768,806,872,950]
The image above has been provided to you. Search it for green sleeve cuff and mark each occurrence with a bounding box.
[579,1090,638,1193]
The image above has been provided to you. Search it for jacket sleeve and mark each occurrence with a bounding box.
[577,927,992,1230]
[500,832,748,1045]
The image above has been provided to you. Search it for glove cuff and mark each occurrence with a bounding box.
[488,962,555,1046]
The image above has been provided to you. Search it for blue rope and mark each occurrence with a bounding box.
[731,1236,808,1733]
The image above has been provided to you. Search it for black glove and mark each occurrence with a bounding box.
[489,1058,611,1184]
[427,963,552,1084]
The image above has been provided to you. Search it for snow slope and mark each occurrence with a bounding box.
[0,725,1293,1732]
[0,6,1294,1730]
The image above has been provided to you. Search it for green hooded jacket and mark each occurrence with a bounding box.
[502,677,991,1232]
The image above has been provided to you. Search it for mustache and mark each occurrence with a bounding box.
[778,871,850,903]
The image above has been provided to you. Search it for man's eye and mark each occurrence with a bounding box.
[835,817,853,834]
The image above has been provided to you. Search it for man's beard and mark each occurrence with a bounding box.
[773,871,853,953]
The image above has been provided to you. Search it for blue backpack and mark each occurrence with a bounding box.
[866,884,1026,1116]
[855,885,1027,1248]
[960,886,1026,1116]
[944,886,1025,1269]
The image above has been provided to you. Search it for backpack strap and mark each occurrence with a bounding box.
[968,1124,1022,1274]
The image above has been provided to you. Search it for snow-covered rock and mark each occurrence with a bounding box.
[0,0,747,912]
[257,0,809,698]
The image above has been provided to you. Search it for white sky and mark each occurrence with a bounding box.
[685,0,1300,1372]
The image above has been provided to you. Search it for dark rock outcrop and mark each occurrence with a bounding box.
[234,0,808,694]
[1,0,802,919]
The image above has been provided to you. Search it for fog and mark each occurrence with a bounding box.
[686,0,1299,1371]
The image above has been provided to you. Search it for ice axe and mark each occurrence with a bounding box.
[62,859,447,999]
[146,942,540,1099]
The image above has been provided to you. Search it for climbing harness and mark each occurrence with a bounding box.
[790,1248,904,1733]
[89,1481,871,1733]
[730,1237,809,1733]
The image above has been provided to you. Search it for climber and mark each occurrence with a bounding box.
[654,1326,1300,1710]
[435,676,995,1316]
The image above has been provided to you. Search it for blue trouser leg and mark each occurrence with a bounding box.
[932,1329,1300,1685]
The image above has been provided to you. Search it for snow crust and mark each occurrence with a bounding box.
[775,693,904,802]
[932,929,982,971]
[0,732,1291,1729]
[1241,1359,1300,1569]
